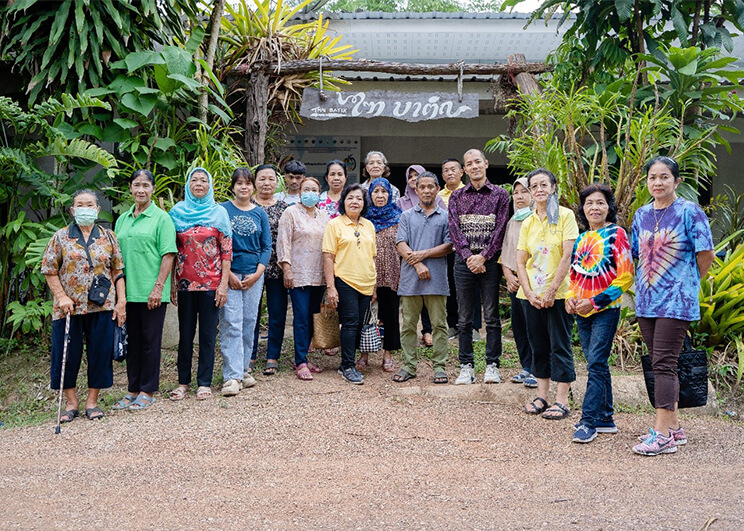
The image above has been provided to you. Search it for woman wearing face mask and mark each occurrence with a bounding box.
[42,189,126,422]
[397,164,446,347]
[360,151,400,203]
[277,177,330,380]
[361,177,402,373]
[319,159,348,219]
[500,177,537,388]
[113,169,177,411]
[218,168,271,397]
[169,168,232,401]
[322,184,377,385]
[251,164,290,375]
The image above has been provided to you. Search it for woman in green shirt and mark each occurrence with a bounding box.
[113,169,177,411]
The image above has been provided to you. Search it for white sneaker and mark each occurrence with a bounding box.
[454,364,475,385]
[483,364,501,384]
[242,373,257,388]
[221,379,241,397]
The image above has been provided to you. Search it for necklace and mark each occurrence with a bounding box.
[652,197,677,233]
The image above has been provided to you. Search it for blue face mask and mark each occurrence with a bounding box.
[301,191,320,207]
[73,207,98,227]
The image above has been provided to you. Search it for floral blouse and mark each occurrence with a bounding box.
[375,225,400,291]
[41,224,125,320]
[318,192,340,219]
[253,199,289,280]
[175,226,233,291]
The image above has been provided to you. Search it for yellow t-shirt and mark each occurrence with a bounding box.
[516,206,579,300]
[437,182,465,207]
[322,215,377,295]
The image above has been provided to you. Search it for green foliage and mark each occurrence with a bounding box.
[696,242,744,347]
[5,300,52,335]
[0,0,198,104]
[706,185,744,249]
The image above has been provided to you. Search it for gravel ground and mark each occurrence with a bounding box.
[1,351,743,531]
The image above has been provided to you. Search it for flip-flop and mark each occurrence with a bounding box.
[170,387,187,401]
[84,407,105,420]
[263,360,279,376]
[112,395,135,411]
[525,397,549,415]
[382,356,395,372]
[128,395,156,411]
[296,363,313,381]
[542,402,571,420]
[196,386,212,400]
[392,369,416,382]
[59,409,79,423]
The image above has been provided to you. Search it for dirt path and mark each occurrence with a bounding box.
[1,355,743,530]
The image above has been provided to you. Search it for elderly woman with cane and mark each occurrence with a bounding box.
[43,189,126,423]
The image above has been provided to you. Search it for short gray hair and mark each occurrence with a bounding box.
[72,188,99,206]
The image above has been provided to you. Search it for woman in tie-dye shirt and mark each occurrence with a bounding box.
[566,184,633,444]
[630,156,715,457]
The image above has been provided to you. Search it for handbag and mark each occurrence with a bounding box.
[359,302,382,354]
[113,323,127,362]
[641,334,708,409]
[312,299,340,350]
[83,225,113,306]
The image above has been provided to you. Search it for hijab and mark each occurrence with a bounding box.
[366,178,402,232]
[397,164,426,211]
[169,167,232,237]
[512,177,533,221]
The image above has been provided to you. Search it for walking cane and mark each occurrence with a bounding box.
[54,313,71,435]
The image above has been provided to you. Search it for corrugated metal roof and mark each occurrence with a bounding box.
[292,11,550,21]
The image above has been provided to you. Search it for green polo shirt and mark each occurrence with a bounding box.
[115,202,178,303]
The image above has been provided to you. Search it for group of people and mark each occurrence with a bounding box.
[43,150,714,456]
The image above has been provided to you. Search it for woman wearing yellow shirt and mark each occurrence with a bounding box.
[322,184,377,385]
[517,169,579,420]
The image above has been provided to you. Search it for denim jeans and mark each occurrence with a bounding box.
[577,308,621,427]
[289,285,325,366]
[446,253,481,330]
[220,274,264,381]
[335,277,371,370]
[177,291,219,387]
[454,255,502,366]
[509,291,533,373]
[252,278,288,361]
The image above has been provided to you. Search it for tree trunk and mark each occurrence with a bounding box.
[199,0,226,123]
[245,70,269,166]
[507,54,541,96]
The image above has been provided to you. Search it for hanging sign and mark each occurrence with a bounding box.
[300,88,479,122]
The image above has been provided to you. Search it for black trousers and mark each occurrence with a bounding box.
[126,302,167,394]
[509,291,533,373]
[376,286,401,351]
[50,311,114,390]
[177,291,219,387]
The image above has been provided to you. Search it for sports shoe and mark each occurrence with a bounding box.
[511,369,530,383]
[572,424,598,444]
[638,426,687,445]
[338,367,364,385]
[523,374,538,388]
[594,420,618,434]
[632,429,677,456]
[454,364,475,385]
[221,379,241,397]
[483,364,501,384]
[242,373,257,388]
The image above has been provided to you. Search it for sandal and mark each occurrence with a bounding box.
[112,395,135,411]
[196,386,212,400]
[263,360,279,376]
[392,369,416,382]
[128,395,156,411]
[84,407,105,420]
[525,397,549,415]
[323,348,338,356]
[433,370,448,384]
[170,386,188,401]
[296,363,313,381]
[355,353,369,371]
[382,354,395,373]
[542,402,571,420]
[422,333,433,347]
[59,409,78,423]
[307,361,323,374]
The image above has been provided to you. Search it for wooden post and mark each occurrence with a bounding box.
[244,69,269,166]
[507,54,541,96]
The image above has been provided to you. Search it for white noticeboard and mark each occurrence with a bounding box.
[285,136,361,187]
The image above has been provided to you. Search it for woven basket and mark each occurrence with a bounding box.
[312,304,340,349]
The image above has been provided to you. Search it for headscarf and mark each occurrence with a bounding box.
[397,164,426,211]
[366,178,402,232]
[512,177,533,221]
[169,167,232,237]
